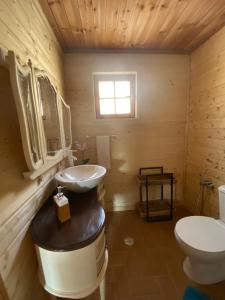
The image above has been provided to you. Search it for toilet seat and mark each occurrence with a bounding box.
[175,216,225,253]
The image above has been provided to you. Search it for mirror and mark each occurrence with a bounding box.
[8,51,43,171]
[60,96,72,149]
[19,71,42,162]
[5,49,72,180]
[36,75,62,157]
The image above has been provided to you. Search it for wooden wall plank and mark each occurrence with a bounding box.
[185,25,225,217]
[0,0,64,91]
[0,1,64,299]
[64,52,189,211]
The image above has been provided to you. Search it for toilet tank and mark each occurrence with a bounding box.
[218,186,225,221]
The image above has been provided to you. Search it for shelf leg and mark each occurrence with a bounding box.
[161,184,163,201]
[140,185,143,203]
[146,177,149,222]
[100,277,105,300]
[170,178,173,220]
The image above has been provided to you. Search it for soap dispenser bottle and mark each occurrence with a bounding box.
[54,186,71,223]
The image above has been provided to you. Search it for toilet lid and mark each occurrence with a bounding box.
[175,216,225,252]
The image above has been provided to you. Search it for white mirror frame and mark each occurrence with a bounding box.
[0,49,72,180]
[34,70,64,160]
[59,95,72,150]
[8,51,43,171]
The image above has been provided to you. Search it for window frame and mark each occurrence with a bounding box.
[93,73,136,119]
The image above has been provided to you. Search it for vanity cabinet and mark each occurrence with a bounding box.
[30,188,108,299]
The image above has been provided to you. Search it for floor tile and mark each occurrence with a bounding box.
[59,207,225,300]
[128,277,161,297]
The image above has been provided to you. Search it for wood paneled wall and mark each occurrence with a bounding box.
[64,53,189,211]
[185,25,225,217]
[0,1,64,299]
[0,0,63,90]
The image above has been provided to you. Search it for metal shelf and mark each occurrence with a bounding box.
[137,167,174,222]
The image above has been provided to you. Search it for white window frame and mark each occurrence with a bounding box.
[93,72,137,119]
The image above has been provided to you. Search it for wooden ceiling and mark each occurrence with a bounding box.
[39,0,225,52]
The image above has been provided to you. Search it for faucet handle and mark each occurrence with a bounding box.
[57,185,62,193]
[57,185,64,196]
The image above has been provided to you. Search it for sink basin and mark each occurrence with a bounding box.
[55,165,106,193]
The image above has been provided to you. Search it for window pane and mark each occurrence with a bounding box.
[115,81,130,97]
[100,98,115,115]
[99,81,114,98]
[115,98,131,114]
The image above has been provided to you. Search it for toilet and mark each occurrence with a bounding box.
[175,185,225,284]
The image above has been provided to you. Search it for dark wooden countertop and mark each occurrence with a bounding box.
[30,188,105,252]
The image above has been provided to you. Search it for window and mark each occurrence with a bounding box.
[93,73,136,119]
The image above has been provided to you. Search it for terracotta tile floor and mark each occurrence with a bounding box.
[61,207,225,300]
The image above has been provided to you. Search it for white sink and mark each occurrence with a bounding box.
[55,165,106,193]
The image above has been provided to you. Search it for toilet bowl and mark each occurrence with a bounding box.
[175,185,225,284]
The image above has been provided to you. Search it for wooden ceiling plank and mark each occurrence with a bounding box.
[40,0,225,52]
[130,0,158,47]
[101,0,110,47]
[59,28,80,48]
[160,0,202,48]
[90,0,101,47]
[105,0,118,47]
[89,0,100,47]
[168,0,213,49]
[122,0,141,48]
[46,0,77,49]
[173,1,225,50]
[63,0,82,29]
[73,0,90,48]
[138,0,178,48]
[184,3,225,50]
[92,0,101,48]
[105,0,128,48]
[123,0,146,48]
[121,0,138,48]
[81,0,96,47]
[103,0,108,47]
[105,0,121,48]
[156,0,189,48]
[137,0,169,46]
[47,0,70,30]
[188,16,225,51]
[111,0,130,48]
[130,0,160,47]
[39,0,66,48]
[62,0,86,48]
[96,0,105,47]
[90,0,99,48]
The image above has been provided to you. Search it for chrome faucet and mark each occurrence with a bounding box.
[66,149,78,166]
[200,179,214,188]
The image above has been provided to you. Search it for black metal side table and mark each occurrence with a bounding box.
[137,167,174,222]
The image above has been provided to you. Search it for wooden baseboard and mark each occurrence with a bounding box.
[105,200,184,212]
